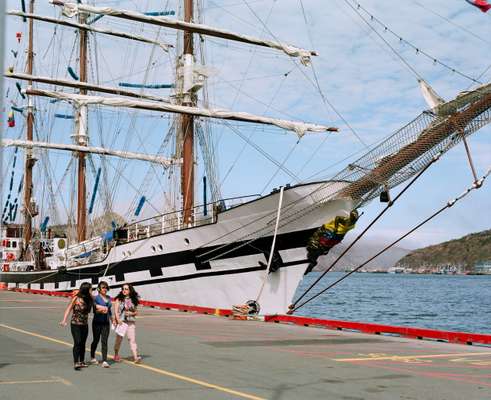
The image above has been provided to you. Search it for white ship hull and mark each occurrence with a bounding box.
[1,181,354,315]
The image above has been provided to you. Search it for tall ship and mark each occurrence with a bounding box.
[1,0,490,314]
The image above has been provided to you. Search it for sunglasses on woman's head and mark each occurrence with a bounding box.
[123,287,129,291]
[100,286,108,289]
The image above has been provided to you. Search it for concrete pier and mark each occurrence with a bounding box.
[1,290,490,399]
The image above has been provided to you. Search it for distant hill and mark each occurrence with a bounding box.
[314,240,411,271]
[395,229,491,272]
[48,212,127,239]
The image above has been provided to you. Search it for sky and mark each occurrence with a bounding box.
[1,0,490,250]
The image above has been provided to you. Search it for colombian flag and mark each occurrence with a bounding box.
[466,0,491,13]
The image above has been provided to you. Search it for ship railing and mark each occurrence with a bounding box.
[121,195,261,243]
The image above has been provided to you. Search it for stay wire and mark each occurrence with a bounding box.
[290,146,448,310]
[411,0,491,47]
[292,164,491,313]
[345,0,481,84]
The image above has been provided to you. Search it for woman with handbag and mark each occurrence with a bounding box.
[113,283,142,363]
[59,282,94,370]
[89,281,112,367]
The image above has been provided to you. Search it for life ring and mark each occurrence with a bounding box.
[6,253,15,262]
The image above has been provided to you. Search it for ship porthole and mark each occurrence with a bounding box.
[184,238,190,246]
[158,244,163,251]
[151,246,156,252]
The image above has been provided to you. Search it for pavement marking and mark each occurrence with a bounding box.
[0,323,266,400]
[121,360,266,400]
[0,323,76,347]
[335,352,491,362]
[0,376,72,386]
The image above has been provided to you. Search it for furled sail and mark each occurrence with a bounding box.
[1,139,179,167]
[5,73,171,103]
[8,11,173,51]
[26,88,338,137]
[418,79,445,110]
[50,0,318,65]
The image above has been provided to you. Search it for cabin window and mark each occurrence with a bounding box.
[151,246,156,252]
[12,241,17,248]
[184,238,190,246]
[158,244,163,251]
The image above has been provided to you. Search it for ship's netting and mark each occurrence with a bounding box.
[330,90,491,206]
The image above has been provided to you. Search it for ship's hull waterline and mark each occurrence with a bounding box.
[0,182,354,315]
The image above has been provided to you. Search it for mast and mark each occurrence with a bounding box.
[76,2,88,241]
[181,0,194,225]
[22,0,36,255]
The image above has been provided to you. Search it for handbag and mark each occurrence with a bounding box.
[114,322,128,337]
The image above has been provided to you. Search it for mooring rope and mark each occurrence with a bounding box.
[290,164,491,313]
[289,145,450,311]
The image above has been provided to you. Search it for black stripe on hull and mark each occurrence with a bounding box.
[0,228,316,285]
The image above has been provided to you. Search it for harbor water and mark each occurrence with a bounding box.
[294,272,491,334]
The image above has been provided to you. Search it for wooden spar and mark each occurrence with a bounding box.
[24,88,337,135]
[7,11,173,51]
[22,0,36,257]
[337,92,491,201]
[181,0,194,224]
[6,73,171,103]
[49,0,317,61]
[1,139,179,166]
[77,3,87,242]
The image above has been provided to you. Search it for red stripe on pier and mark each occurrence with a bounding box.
[6,288,491,345]
[263,314,491,345]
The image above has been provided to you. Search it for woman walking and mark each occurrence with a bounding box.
[60,282,93,370]
[113,283,141,363]
[90,281,112,367]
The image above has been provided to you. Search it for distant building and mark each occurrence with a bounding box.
[474,261,491,274]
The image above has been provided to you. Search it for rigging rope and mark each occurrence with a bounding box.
[344,0,482,84]
[411,0,491,47]
[290,144,450,310]
[260,139,300,195]
[291,164,491,313]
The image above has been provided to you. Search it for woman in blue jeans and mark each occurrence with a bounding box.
[90,281,112,367]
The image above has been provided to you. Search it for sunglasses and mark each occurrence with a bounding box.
[122,287,130,291]
[100,286,108,289]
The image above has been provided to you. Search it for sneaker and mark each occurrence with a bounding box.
[74,363,81,371]
[79,362,89,368]
[134,356,142,364]
[113,355,121,362]
[90,358,98,365]
[101,361,110,368]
